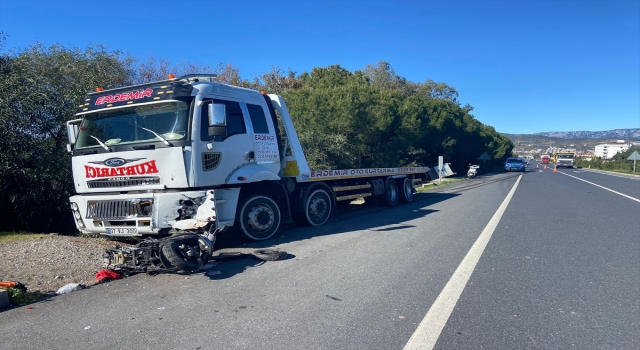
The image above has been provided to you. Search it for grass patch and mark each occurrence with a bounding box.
[5,288,46,305]
[0,232,48,244]
[416,178,464,192]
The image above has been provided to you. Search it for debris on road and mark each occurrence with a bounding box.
[95,269,123,283]
[56,283,85,295]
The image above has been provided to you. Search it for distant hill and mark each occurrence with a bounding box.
[500,132,639,153]
[534,128,640,139]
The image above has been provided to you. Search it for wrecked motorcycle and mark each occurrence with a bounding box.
[104,232,215,274]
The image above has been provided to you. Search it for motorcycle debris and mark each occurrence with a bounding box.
[56,283,85,295]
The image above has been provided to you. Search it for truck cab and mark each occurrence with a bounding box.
[67,75,288,237]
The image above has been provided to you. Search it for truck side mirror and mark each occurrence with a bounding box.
[208,103,227,137]
[66,123,79,144]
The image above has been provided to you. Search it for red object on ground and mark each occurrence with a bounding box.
[96,270,123,282]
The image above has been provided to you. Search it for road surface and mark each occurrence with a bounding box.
[1,166,638,349]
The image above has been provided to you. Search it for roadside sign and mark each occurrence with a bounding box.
[478,152,491,160]
[627,150,640,172]
[438,156,443,184]
[478,152,491,166]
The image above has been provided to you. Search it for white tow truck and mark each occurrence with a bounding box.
[66,74,430,242]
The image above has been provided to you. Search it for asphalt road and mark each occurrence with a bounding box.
[1,167,638,349]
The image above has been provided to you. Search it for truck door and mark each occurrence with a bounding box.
[192,97,254,187]
[245,102,280,174]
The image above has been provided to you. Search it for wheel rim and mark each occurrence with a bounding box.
[387,181,398,202]
[403,179,413,200]
[306,189,331,226]
[239,196,281,241]
[246,205,274,231]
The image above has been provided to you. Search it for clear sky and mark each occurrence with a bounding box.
[0,0,638,134]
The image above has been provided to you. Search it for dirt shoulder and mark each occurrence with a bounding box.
[0,234,129,294]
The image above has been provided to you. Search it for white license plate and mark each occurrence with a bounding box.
[106,228,138,235]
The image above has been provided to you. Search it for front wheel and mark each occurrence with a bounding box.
[237,195,281,241]
[303,188,333,226]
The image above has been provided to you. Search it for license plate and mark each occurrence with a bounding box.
[106,228,138,235]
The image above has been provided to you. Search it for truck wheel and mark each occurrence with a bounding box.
[383,178,399,206]
[303,188,333,226]
[161,241,203,273]
[237,195,281,241]
[398,177,414,203]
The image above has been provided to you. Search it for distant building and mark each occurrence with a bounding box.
[594,142,631,159]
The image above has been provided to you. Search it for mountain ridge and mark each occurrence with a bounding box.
[533,128,640,139]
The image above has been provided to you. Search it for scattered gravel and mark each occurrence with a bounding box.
[0,234,132,293]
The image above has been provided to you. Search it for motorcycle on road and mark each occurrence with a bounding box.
[467,165,480,179]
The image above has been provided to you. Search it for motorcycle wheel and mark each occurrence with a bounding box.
[160,235,212,273]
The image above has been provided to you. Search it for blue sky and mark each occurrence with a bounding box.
[0,0,638,134]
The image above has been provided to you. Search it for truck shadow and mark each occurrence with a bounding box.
[202,171,520,280]
[202,194,454,281]
[213,191,458,253]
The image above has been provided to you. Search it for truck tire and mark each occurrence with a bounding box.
[252,249,287,261]
[303,188,333,226]
[383,178,399,206]
[398,177,414,203]
[237,195,281,241]
[161,241,203,273]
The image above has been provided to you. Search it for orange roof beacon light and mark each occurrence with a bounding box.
[167,74,176,79]
[261,90,267,95]
[95,87,104,92]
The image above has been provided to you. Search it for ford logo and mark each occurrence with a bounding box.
[104,158,126,167]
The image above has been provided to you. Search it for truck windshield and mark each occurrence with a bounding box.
[558,154,574,159]
[75,102,189,149]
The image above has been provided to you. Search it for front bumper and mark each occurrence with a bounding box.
[69,191,207,236]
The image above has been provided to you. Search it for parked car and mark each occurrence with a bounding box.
[504,157,526,172]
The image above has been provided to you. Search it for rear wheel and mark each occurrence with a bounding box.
[398,177,414,203]
[237,195,281,241]
[382,178,399,206]
[303,188,333,226]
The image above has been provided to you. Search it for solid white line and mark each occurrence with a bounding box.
[581,168,640,181]
[558,172,640,203]
[403,175,523,350]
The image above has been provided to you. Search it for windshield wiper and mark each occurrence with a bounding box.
[88,134,112,152]
[129,124,173,147]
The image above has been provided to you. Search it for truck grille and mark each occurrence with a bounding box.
[87,177,160,188]
[202,152,222,171]
[86,199,153,220]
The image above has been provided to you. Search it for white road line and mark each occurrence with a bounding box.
[558,172,640,203]
[581,169,640,181]
[403,175,523,350]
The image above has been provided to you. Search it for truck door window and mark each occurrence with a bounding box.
[246,104,270,134]
[200,99,246,141]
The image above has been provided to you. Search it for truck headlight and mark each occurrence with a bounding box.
[74,211,82,220]
[71,202,79,211]
[76,218,85,229]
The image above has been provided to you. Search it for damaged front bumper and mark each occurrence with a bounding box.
[69,188,239,237]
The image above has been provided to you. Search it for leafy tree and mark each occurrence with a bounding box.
[0,44,132,233]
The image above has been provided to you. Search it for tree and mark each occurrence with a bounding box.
[0,44,133,233]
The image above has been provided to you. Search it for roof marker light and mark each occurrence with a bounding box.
[95,87,104,92]
[168,74,176,79]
